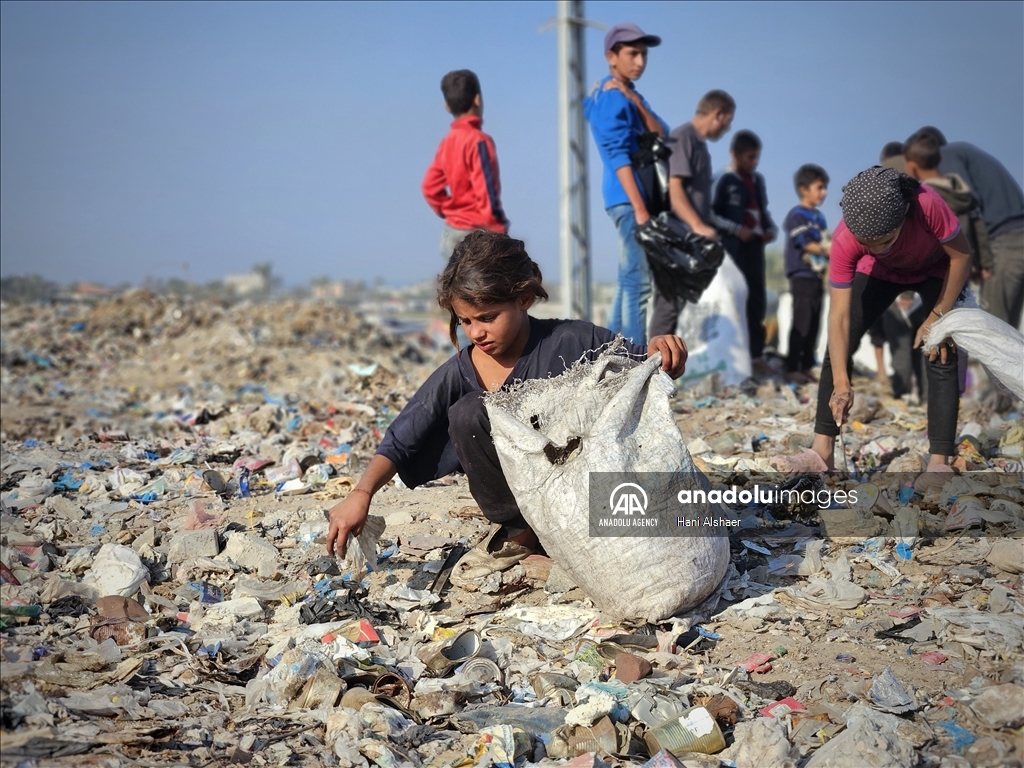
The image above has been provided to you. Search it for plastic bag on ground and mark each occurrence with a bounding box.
[923,308,1024,400]
[675,254,752,387]
[781,553,865,611]
[485,348,730,622]
[346,514,386,574]
[730,717,799,768]
[804,703,916,768]
[81,544,150,598]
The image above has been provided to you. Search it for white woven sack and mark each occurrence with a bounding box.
[924,307,1024,400]
[485,348,730,622]
[675,253,752,388]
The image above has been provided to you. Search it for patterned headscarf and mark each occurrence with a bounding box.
[840,166,920,239]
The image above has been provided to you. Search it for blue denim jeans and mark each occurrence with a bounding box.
[606,203,651,344]
[440,224,473,262]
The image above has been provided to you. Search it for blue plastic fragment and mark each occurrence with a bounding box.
[53,472,82,492]
[895,542,913,561]
[237,470,251,498]
[898,485,916,504]
[696,626,721,640]
[936,721,976,752]
[90,525,107,537]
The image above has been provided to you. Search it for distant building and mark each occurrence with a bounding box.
[311,281,347,300]
[71,282,114,300]
[224,272,268,296]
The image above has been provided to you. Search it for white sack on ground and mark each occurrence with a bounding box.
[675,254,752,387]
[485,348,730,622]
[924,308,1024,400]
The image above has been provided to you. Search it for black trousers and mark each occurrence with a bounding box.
[815,273,959,456]
[882,303,928,400]
[786,277,823,372]
[447,392,529,536]
[650,283,684,338]
[727,238,767,359]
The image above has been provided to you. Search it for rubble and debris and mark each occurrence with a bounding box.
[1,294,1022,766]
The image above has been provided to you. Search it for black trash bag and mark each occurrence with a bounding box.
[635,212,725,303]
[630,132,673,217]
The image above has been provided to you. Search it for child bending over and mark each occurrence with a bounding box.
[810,166,970,482]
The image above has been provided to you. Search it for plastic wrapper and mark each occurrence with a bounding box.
[634,212,725,304]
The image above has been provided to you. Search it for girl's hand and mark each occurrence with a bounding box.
[648,335,688,379]
[829,387,854,427]
[326,490,371,558]
[914,320,956,364]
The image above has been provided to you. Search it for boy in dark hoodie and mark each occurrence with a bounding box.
[903,134,993,284]
[712,130,777,365]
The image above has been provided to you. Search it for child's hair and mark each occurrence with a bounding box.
[440,70,481,116]
[695,89,735,116]
[437,230,548,348]
[731,130,761,155]
[794,164,829,192]
[904,135,942,170]
[907,125,947,147]
[879,141,905,162]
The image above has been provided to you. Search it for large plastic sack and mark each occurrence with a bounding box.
[635,212,726,304]
[485,347,731,622]
[924,307,1024,400]
[675,254,752,388]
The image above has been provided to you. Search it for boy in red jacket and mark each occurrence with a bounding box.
[423,70,509,260]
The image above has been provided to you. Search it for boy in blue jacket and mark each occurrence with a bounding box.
[583,23,668,345]
[783,164,830,382]
[713,130,777,364]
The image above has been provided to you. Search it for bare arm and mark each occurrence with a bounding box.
[669,176,717,239]
[826,285,853,426]
[326,454,397,558]
[913,231,971,363]
[632,98,664,137]
[603,79,664,136]
[616,166,651,225]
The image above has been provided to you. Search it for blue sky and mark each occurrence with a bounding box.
[2,1,1021,288]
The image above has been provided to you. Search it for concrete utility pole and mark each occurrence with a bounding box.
[557,0,591,320]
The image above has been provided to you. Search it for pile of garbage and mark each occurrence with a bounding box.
[1,295,1023,767]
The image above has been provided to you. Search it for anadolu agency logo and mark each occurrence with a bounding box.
[599,483,660,528]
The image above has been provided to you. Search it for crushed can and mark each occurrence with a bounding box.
[645,705,726,756]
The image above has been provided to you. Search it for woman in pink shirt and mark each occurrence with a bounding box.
[809,166,971,479]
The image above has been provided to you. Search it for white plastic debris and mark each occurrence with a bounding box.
[924,307,1024,400]
[81,543,150,597]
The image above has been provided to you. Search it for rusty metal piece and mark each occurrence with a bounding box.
[90,619,147,646]
[371,672,412,708]
[340,687,379,711]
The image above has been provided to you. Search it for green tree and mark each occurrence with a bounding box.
[1,274,59,303]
